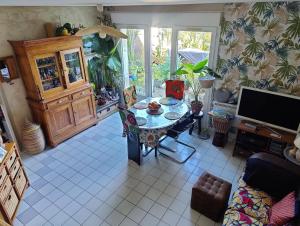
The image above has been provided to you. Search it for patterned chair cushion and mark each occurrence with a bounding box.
[118,107,139,135]
[226,179,272,225]
[123,86,137,108]
[165,80,184,100]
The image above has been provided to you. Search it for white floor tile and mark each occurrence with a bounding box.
[17,113,244,226]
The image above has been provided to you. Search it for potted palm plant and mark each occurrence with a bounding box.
[174,58,221,114]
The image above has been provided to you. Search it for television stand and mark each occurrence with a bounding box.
[233,120,296,158]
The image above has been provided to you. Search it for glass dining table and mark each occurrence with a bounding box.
[130,97,189,130]
[127,97,190,164]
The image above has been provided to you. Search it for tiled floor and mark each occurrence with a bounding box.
[15,113,245,226]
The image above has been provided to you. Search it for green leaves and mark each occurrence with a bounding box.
[173,58,220,100]
[287,13,300,39]
[244,38,264,57]
[252,2,272,16]
[275,59,297,80]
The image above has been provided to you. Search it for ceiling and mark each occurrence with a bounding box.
[0,0,283,6]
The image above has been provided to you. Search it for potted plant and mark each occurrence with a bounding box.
[86,35,123,102]
[174,58,221,114]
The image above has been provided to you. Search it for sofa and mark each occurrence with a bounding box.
[223,153,300,226]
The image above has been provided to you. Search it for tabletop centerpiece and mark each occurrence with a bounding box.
[147,101,162,114]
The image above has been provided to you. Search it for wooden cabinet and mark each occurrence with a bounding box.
[47,102,75,136]
[0,142,29,225]
[233,121,296,158]
[72,95,95,125]
[9,37,97,146]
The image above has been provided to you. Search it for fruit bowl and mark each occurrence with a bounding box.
[148,101,161,112]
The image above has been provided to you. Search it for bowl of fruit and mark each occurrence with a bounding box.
[148,101,161,113]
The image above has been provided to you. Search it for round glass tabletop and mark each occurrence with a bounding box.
[130,97,189,130]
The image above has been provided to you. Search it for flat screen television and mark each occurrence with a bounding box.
[236,86,300,133]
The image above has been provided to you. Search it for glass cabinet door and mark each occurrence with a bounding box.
[60,49,85,86]
[35,55,63,92]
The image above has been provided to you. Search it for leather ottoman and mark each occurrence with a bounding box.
[191,171,232,222]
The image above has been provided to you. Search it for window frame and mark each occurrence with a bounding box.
[117,24,219,101]
[117,24,150,98]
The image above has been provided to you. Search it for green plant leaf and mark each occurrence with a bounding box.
[286,13,300,39]
[192,59,208,72]
[107,55,121,72]
[252,2,272,16]
[174,69,189,75]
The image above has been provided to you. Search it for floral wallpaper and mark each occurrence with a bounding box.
[217,2,300,96]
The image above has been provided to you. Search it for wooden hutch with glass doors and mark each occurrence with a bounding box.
[9,36,97,147]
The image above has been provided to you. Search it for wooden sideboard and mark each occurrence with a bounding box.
[9,36,97,146]
[233,121,296,158]
[0,142,29,225]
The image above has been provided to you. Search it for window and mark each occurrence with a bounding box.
[120,26,215,101]
[176,30,212,103]
[120,28,146,96]
[151,27,172,97]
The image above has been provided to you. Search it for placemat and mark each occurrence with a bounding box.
[164,112,181,120]
[133,102,148,109]
[136,117,147,126]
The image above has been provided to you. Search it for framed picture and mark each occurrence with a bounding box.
[0,146,6,163]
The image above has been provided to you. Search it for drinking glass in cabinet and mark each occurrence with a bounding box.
[36,56,62,91]
[64,52,83,83]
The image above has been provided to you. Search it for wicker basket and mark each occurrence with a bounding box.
[212,117,231,134]
[22,120,45,154]
[4,188,18,219]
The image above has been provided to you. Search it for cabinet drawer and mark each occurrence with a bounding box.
[10,159,20,180]
[0,177,12,203]
[0,168,7,185]
[15,168,27,197]
[72,88,92,100]
[5,150,17,171]
[3,188,18,219]
[47,96,70,109]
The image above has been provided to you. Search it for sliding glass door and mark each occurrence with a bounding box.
[119,26,217,101]
[176,29,213,103]
[120,28,146,96]
[151,27,172,97]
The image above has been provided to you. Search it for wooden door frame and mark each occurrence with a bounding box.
[32,52,64,98]
[59,48,86,89]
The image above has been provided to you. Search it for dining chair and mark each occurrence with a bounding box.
[121,85,138,136]
[159,80,197,163]
[118,106,143,165]
[118,106,158,165]
[123,85,137,108]
[165,80,185,100]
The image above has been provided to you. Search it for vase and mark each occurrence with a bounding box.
[22,120,45,154]
[199,76,215,88]
[191,100,203,115]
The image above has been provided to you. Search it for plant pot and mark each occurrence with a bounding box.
[199,76,215,88]
[191,100,203,115]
